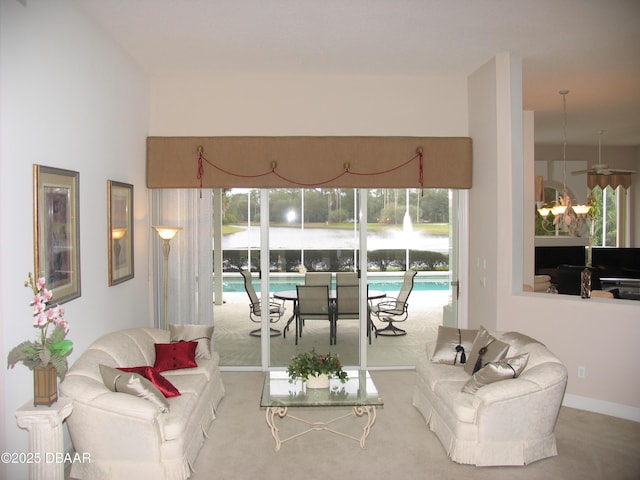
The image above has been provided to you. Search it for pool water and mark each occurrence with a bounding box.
[222,274,450,293]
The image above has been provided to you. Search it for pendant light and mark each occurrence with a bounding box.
[537,90,590,235]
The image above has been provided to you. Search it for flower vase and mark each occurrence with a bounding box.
[306,373,330,389]
[33,364,58,406]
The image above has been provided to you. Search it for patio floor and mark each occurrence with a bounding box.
[212,290,449,368]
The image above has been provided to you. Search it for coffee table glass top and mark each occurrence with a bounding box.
[261,370,383,408]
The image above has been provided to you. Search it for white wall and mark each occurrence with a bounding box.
[149,74,468,136]
[467,54,640,421]
[467,57,499,330]
[0,1,150,477]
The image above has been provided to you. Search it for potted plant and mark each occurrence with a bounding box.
[287,349,348,388]
[7,273,73,405]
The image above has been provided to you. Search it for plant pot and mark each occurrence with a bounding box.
[33,363,58,406]
[305,373,330,389]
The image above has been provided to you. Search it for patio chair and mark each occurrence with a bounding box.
[336,271,359,285]
[305,272,332,287]
[370,270,417,337]
[240,270,285,337]
[334,284,360,344]
[295,285,334,345]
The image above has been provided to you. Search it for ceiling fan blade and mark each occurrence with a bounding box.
[586,169,636,176]
[607,169,636,174]
[571,169,589,175]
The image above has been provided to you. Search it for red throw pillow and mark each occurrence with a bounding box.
[153,341,198,372]
[118,366,181,398]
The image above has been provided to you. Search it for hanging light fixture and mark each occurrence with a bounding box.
[536,90,591,236]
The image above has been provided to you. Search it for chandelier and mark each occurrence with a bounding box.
[536,90,591,236]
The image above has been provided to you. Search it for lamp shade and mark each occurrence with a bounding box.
[111,227,127,240]
[572,205,591,216]
[153,226,182,240]
[537,207,551,217]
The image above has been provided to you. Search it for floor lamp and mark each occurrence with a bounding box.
[153,226,182,330]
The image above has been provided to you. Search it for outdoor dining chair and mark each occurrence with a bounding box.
[370,270,417,337]
[334,284,360,344]
[304,272,332,287]
[295,285,334,345]
[240,270,285,337]
[336,271,359,285]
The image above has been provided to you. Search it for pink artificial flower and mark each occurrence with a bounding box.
[33,313,47,327]
[33,296,46,314]
[36,277,46,291]
[43,288,53,302]
[57,320,69,333]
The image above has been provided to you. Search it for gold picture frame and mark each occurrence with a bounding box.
[33,165,81,304]
[107,180,134,286]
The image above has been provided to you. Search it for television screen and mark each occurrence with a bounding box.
[591,248,640,280]
[535,246,587,276]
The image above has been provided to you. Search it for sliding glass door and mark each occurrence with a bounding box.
[213,187,459,369]
[267,188,361,367]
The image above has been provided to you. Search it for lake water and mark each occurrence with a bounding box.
[222,226,449,252]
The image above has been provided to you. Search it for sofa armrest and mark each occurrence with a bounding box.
[66,395,165,462]
[470,365,567,442]
[472,362,567,406]
[90,391,165,421]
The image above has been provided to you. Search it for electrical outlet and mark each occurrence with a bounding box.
[578,366,586,379]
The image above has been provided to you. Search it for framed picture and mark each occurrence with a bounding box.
[107,180,134,285]
[33,165,81,304]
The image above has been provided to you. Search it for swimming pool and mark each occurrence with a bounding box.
[222,273,450,293]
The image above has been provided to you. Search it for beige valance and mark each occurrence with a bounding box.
[146,136,472,189]
[587,173,632,190]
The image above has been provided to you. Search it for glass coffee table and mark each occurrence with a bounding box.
[260,370,384,451]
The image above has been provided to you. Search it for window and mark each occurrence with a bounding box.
[589,186,628,247]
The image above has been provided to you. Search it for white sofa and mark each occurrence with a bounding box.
[413,328,567,466]
[60,327,225,480]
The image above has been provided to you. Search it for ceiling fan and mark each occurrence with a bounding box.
[572,131,636,176]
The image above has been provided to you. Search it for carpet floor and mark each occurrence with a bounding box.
[190,370,640,480]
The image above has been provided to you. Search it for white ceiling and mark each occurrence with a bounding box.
[74,0,640,146]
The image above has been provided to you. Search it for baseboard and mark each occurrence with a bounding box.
[562,394,640,422]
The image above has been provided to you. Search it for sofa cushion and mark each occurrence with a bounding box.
[162,371,210,396]
[99,364,170,413]
[464,326,510,375]
[430,326,478,365]
[462,353,530,394]
[416,355,470,391]
[162,355,220,383]
[153,342,198,372]
[118,366,181,398]
[434,381,477,424]
[170,324,214,360]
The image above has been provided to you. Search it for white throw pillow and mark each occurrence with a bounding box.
[462,353,530,394]
[170,324,214,359]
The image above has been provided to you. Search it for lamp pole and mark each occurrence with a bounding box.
[153,226,181,330]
